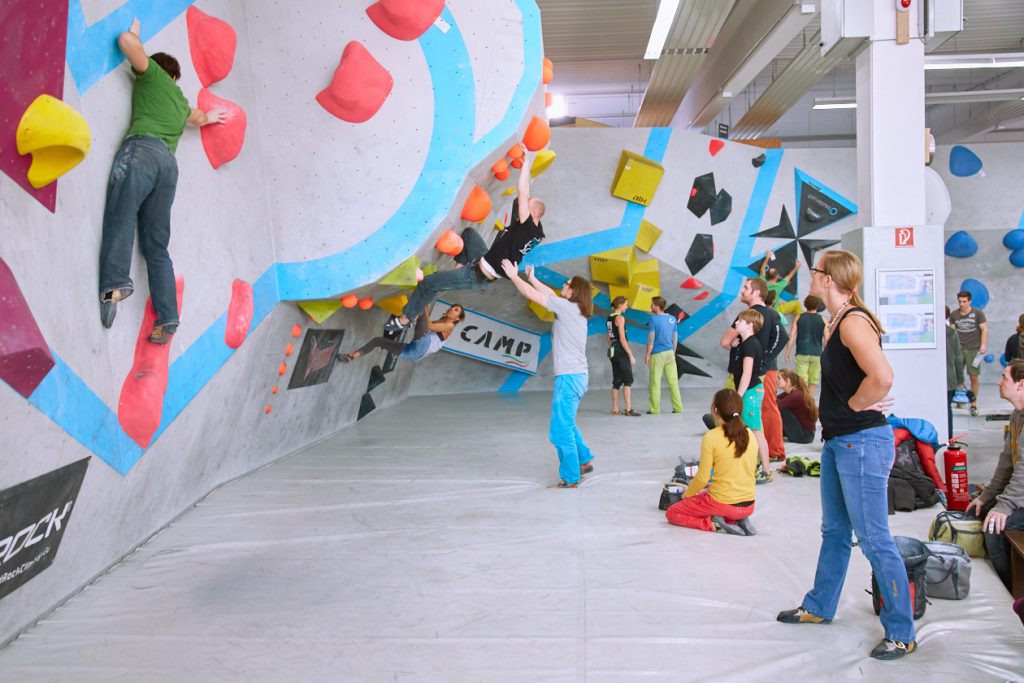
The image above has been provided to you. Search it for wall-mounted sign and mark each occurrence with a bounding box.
[1,458,89,601]
[895,226,915,248]
[288,329,345,389]
[876,268,936,350]
[430,300,541,374]
[717,122,729,139]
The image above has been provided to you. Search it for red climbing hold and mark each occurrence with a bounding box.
[186,6,236,88]
[272,386,278,394]
[117,277,184,448]
[694,290,710,300]
[278,362,287,376]
[284,343,294,356]
[265,404,272,414]
[366,0,444,41]
[199,89,246,169]
[435,229,464,256]
[291,324,302,337]
[492,158,509,181]
[317,42,393,123]
[680,277,703,289]
[0,257,55,398]
[510,158,523,169]
[709,139,725,157]
[341,294,359,308]
[461,186,491,222]
[358,297,374,310]
[224,278,253,349]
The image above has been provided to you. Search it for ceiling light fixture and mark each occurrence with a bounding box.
[813,88,1024,110]
[924,52,1024,70]
[644,0,681,60]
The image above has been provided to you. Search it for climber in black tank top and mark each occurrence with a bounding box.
[819,305,889,439]
[606,296,638,415]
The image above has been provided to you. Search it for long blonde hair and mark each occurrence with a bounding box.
[819,250,885,335]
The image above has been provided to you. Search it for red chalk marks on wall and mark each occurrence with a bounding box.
[198,89,246,169]
[224,279,253,349]
[366,0,445,41]
[117,277,185,448]
[186,6,237,88]
[317,42,393,123]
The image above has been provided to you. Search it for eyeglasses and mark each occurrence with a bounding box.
[809,267,830,277]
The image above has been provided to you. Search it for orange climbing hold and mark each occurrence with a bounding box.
[510,158,523,169]
[461,186,491,222]
[117,277,185,448]
[224,278,253,349]
[435,229,464,256]
[291,324,302,337]
[680,277,703,289]
[272,386,278,394]
[542,58,554,85]
[491,158,509,181]
[342,294,359,308]
[285,343,294,356]
[366,0,444,41]
[545,92,553,108]
[709,139,725,157]
[198,88,246,169]
[265,404,272,414]
[522,116,550,152]
[186,6,236,88]
[358,297,374,310]
[316,42,393,123]
[278,362,287,376]
[507,144,524,161]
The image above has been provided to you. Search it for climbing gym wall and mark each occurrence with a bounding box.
[0,0,544,645]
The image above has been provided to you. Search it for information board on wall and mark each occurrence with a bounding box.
[430,300,541,374]
[875,268,936,350]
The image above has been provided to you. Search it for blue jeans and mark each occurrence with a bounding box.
[99,136,180,328]
[550,374,593,485]
[402,228,490,318]
[802,425,915,643]
[982,506,1024,590]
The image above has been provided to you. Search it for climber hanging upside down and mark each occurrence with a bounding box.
[338,304,465,364]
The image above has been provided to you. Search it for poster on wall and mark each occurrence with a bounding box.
[875,268,936,350]
[287,329,345,389]
[430,300,541,375]
[0,458,90,601]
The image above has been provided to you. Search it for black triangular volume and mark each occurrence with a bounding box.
[676,356,712,378]
[748,240,799,285]
[687,173,717,218]
[709,189,732,225]
[382,352,398,374]
[752,153,766,168]
[754,206,795,239]
[685,234,714,275]
[676,342,703,359]
[367,365,386,392]
[798,238,841,268]
[797,181,853,237]
[358,392,376,420]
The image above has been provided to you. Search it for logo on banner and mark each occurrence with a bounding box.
[288,329,345,389]
[1,458,90,601]
[895,227,915,248]
[431,300,541,374]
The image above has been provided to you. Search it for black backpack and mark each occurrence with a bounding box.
[887,439,940,513]
[869,536,930,620]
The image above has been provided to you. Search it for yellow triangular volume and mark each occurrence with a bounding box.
[379,255,422,287]
[298,300,344,324]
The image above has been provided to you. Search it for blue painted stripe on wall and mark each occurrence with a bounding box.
[677,149,784,342]
[498,332,551,393]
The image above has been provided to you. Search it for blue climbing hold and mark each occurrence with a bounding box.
[984,354,994,363]
[1000,354,1009,367]
[944,231,978,258]
[958,278,989,309]
[1011,248,1024,268]
[1003,229,1024,250]
[949,145,983,177]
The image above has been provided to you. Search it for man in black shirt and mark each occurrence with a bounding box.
[385,143,545,332]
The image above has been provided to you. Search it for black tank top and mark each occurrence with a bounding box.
[606,314,623,346]
[819,306,889,440]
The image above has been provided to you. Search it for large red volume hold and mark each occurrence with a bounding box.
[224,279,253,349]
[186,6,237,87]
[198,88,246,169]
[366,0,445,41]
[118,277,185,448]
[316,42,393,123]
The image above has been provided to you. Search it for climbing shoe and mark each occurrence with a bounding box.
[148,323,177,345]
[737,517,757,536]
[870,639,917,660]
[701,413,716,430]
[711,516,745,536]
[579,462,594,475]
[776,607,829,624]
[384,315,409,333]
[755,464,773,485]
[99,287,132,329]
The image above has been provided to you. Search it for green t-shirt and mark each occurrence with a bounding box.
[126,57,191,153]
[767,278,788,304]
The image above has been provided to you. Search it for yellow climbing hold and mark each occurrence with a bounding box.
[631,257,660,289]
[494,218,505,232]
[379,255,421,287]
[609,282,660,311]
[502,186,516,196]
[527,299,555,323]
[590,246,637,286]
[531,149,556,178]
[297,300,344,324]
[376,294,408,317]
[16,94,91,189]
[634,220,663,253]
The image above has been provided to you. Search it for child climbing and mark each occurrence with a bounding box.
[384,143,545,333]
[98,19,226,344]
[338,304,464,364]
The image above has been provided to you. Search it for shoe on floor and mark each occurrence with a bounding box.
[711,515,745,536]
[553,481,579,488]
[623,409,641,417]
[755,465,773,485]
[870,639,917,660]
[737,517,757,536]
[579,462,594,475]
[148,323,177,345]
[701,413,716,430]
[776,607,829,624]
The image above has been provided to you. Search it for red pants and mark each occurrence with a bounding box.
[761,370,786,459]
[665,491,755,532]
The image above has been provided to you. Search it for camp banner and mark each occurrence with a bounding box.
[0,458,90,601]
[288,328,345,389]
[430,300,540,375]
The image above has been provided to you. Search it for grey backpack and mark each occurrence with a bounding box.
[923,540,972,600]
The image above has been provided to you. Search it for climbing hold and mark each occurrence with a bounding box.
[298,300,343,324]
[358,297,374,310]
[949,145,983,178]
[545,92,553,108]
[752,153,766,168]
[687,173,717,218]
[1011,248,1024,268]
[531,149,556,177]
[367,365,386,392]
[590,246,637,285]
[358,392,376,420]
[278,362,287,376]
[1003,229,1024,250]
[186,6,236,87]
[224,279,253,349]
[0,258,55,398]
[435,229,465,256]
[522,116,551,151]
[380,255,422,287]
[118,277,184,448]
[285,343,294,356]
[366,0,444,41]
[958,278,989,309]
[944,231,978,258]
[1000,354,1009,367]
[272,386,278,394]
[635,220,662,253]
[198,89,246,169]
[316,42,393,123]
[461,186,491,222]
[342,294,359,308]
[611,150,665,207]
[709,139,725,156]
[507,144,524,161]
[15,94,90,189]
[492,158,509,181]
[664,303,687,322]
[709,189,732,225]
[502,186,517,196]
[984,354,995,363]
[694,291,710,300]
[510,158,523,169]
[609,283,659,312]
[685,234,714,275]
[542,57,553,85]
[265,404,272,414]
[376,294,408,317]
[680,277,703,289]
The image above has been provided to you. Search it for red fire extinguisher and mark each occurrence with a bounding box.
[943,435,970,511]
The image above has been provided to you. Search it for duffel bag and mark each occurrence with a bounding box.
[928,510,987,558]
[923,540,971,600]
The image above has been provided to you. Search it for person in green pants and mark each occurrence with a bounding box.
[645,297,682,414]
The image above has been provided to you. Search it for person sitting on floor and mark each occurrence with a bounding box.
[965,359,1024,593]
[777,369,818,444]
[665,388,758,535]
[338,304,464,364]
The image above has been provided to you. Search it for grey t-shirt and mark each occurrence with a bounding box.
[545,295,588,376]
[949,307,987,349]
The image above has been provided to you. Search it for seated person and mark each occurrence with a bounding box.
[665,389,758,535]
[1004,313,1024,363]
[339,304,464,363]
[777,369,818,444]
[965,359,1024,592]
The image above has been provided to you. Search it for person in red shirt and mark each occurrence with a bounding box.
[777,369,818,444]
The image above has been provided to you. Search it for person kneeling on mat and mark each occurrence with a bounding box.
[665,389,758,536]
[339,304,464,364]
[777,369,818,444]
